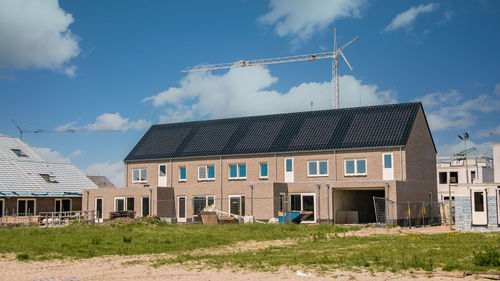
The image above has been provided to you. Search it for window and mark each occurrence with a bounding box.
[159,165,166,176]
[344,159,367,176]
[0,199,4,217]
[443,196,455,201]
[471,171,476,183]
[307,160,328,177]
[179,166,186,181]
[259,163,268,179]
[474,192,484,212]
[229,195,245,216]
[55,199,71,212]
[132,168,147,183]
[11,149,27,157]
[449,172,458,184]
[142,197,150,217]
[115,198,125,212]
[39,174,58,183]
[114,197,134,212]
[198,165,215,180]
[17,199,35,216]
[193,195,215,215]
[127,197,135,211]
[290,194,301,212]
[439,172,448,184]
[384,153,392,168]
[286,158,293,172]
[229,164,246,179]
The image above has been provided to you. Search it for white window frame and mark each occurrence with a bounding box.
[307,160,328,177]
[0,198,4,217]
[141,196,150,217]
[383,153,393,169]
[344,158,367,176]
[55,198,72,212]
[114,197,126,212]
[192,195,216,216]
[179,166,187,182]
[497,188,500,225]
[228,195,245,216]
[177,196,187,222]
[17,199,36,216]
[95,197,103,220]
[132,168,147,183]
[198,165,215,181]
[289,193,316,223]
[228,164,247,180]
[259,162,269,179]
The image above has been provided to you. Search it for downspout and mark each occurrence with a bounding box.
[125,161,128,187]
[334,150,337,182]
[326,184,330,224]
[220,156,223,211]
[85,190,89,211]
[274,153,277,182]
[169,159,173,186]
[317,184,321,223]
[149,188,153,216]
[250,184,254,216]
[400,146,403,180]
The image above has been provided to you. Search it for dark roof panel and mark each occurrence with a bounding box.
[125,102,423,161]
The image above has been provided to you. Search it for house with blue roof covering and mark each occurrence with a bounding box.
[0,136,98,216]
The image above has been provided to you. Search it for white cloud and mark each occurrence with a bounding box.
[32,147,71,163]
[383,3,439,32]
[71,149,82,157]
[258,0,366,42]
[438,10,455,25]
[414,90,500,131]
[55,121,78,132]
[494,82,500,96]
[143,67,397,123]
[0,0,80,76]
[84,161,123,187]
[437,141,495,158]
[86,113,151,131]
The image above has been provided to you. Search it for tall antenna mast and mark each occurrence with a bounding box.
[11,119,23,140]
[182,29,358,109]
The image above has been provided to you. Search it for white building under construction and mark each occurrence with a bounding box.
[436,151,494,201]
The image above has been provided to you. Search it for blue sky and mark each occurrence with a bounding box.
[0,0,499,185]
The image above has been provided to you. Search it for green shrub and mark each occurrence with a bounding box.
[473,246,500,267]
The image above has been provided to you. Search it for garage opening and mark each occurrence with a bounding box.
[334,189,385,224]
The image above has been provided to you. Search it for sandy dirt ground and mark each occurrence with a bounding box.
[3,225,495,281]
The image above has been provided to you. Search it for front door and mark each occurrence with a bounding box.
[178,196,186,222]
[142,197,150,217]
[471,190,487,225]
[158,164,167,187]
[302,195,315,222]
[284,158,294,183]
[95,198,103,219]
[55,200,61,212]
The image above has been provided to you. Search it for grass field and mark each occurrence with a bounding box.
[0,220,498,273]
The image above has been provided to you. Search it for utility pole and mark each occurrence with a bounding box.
[458,133,469,184]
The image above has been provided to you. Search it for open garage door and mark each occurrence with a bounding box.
[334,189,385,224]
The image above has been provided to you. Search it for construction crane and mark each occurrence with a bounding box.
[11,119,120,140]
[454,146,492,161]
[182,28,358,109]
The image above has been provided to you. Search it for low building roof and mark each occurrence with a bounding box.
[125,102,426,161]
[0,136,98,196]
[88,175,116,188]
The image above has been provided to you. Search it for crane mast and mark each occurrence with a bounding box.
[182,29,358,109]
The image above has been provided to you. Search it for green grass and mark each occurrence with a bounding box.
[0,219,356,261]
[152,231,500,273]
[0,220,498,273]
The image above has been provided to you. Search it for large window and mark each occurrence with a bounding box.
[439,172,448,184]
[383,153,392,168]
[114,197,134,212]
[229,164,246,179]
[307,160,328,177]
[179,166,186,181]
[344,159,367,176]
[132,168,147,183]
[449,172,458,184]
[198,165,215,180]
[259,163,268,179]
[18,199,35,216]
[229,195,245,216]
[193,195,215,215]
[55,199,71,212]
